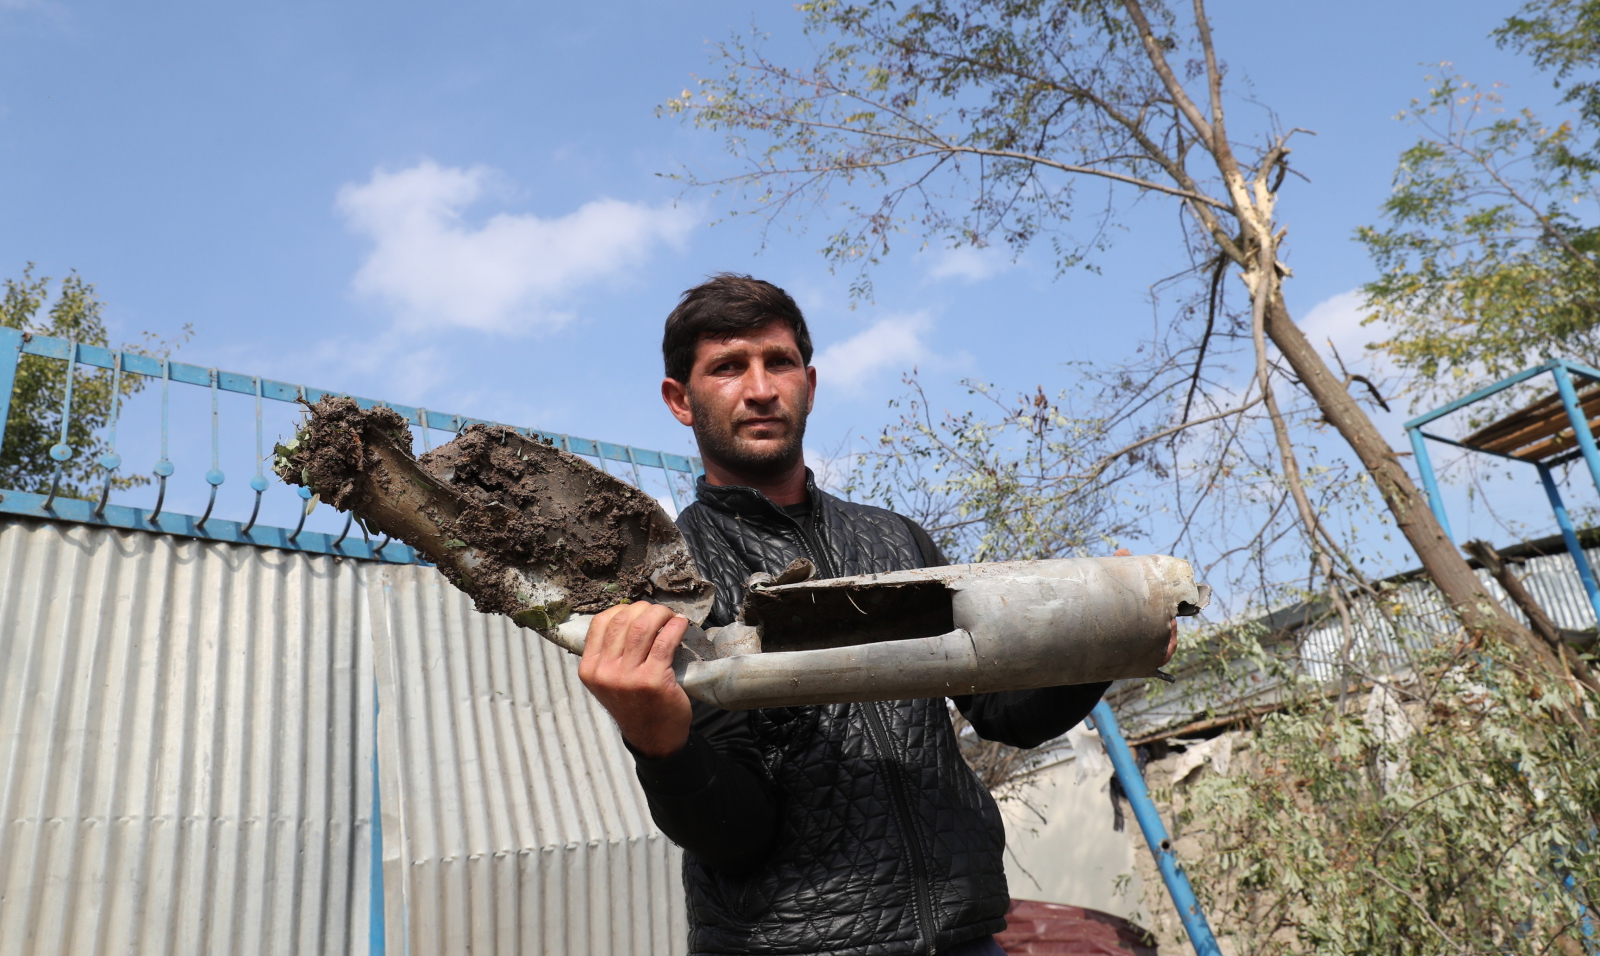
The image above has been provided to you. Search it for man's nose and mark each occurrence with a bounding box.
[744,363,781,404]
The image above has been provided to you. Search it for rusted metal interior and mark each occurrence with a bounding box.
[741,580,956,652]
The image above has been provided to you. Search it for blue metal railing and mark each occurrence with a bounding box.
[0,327,703,561]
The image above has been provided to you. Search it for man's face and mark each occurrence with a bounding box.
[663,321,815,479]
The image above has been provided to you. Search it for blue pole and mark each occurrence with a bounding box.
[1539,464,1600,627]
[371,694,386,956]
[0,328,22,455]
[1091,700,1222,956]
[1407,426,1454,541]
[1551,364,1600,496]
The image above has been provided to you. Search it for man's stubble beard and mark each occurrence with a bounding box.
[688,388,809,481]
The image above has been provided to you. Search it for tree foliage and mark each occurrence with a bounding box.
[1359,74,1600,409]
[0,266,182,500]
[1180,642,1600,954]
[846,374,1146,564]
[667,0,1545,668]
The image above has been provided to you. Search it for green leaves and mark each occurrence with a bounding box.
[0,266,187,500]
[1360,68,1600,415]
[1181,644,1600,954]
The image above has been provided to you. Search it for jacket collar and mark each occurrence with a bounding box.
[694,468,822,519]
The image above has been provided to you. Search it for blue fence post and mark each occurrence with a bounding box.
[0,328,22,455]
[1091,700,1223,956]
[1539,464,1600,626]
[1407,426,1454,541]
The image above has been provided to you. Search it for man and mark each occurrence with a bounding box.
[579,274,1171,956]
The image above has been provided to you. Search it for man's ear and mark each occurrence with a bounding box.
[805,366,817,414]
[662,377,695,427]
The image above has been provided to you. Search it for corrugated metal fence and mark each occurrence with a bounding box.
[370,564,685,956]
[0,516,684,955]
[1110,540,1600,741]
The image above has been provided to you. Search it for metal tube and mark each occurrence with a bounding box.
[1540,464,1600,627]
[0,328,22,455]
[94,352,124,518]
[42,339,79,512]
[150,359,174,521]
[624,446,645,490]
[1407,426,1453,541]
[197,368,225,529]
[1552,363,1600,495]
[243,376,267,535]
[1090,700,1222,956]
[662,464,683,514]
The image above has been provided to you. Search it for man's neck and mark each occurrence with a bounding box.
[700,457,809,506]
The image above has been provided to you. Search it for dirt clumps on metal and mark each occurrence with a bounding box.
[273,396,713,627]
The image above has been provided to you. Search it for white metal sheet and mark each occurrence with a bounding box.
[0,517,374,956]
[370,564,687,956]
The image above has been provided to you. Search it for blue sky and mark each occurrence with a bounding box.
[0,0,1582,568]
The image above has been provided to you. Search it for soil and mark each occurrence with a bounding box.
[274,396,712,624]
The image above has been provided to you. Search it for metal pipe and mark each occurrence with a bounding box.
[42,339,79,513]
[1539,464,1600,626]
[674,556,1204,709]
[150,359,174,522]
[1551,363,1600,495]
[197,368,225,529]
[0,328,22,455]
[243,376,267,535]
[1090,700,1222,956]
[1407,426,1453,541]
[288,486,312,543]
[94,351,124,518]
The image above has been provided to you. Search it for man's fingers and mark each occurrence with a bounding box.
[582,604,626,665]
[1114,548,1132,557]
[619,603,676,664]
[647,615,690,671]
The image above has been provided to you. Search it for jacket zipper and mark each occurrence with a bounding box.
[780,499,939,952]
[863,702,939,955]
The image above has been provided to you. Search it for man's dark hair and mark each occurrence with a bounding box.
[663,274,813,383]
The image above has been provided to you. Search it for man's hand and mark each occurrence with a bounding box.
[577,602,693,759]
[1115,548,1179,665]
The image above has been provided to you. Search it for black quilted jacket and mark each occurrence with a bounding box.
[630,473,1108,956]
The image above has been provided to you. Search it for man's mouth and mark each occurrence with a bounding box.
[737,417,787,431]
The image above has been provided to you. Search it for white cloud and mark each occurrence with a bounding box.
[1298,289,1389,377]
[813,313,932,395]
[338,160,697,332]
[925,246,1011,283]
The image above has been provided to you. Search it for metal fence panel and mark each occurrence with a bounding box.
[1111,544,1600,740]
[369,563,687,956]
[0,517,374,956]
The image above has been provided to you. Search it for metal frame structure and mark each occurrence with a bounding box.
[1405,358,1600,625]
[0,327,703,563]
[1090,702,1223,956]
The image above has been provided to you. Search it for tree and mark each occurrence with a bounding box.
[1358,73,1600,413]
[664,0,1556,674]
[0,266,183,501]
[1360,1,1600,415]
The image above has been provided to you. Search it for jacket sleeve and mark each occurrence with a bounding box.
[898,514,1112,749]
[627,700,778,873]
[950,683,1111,749]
